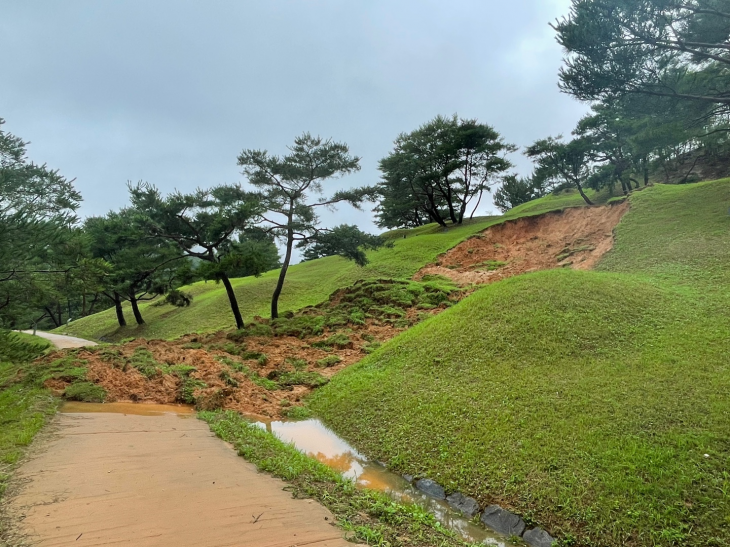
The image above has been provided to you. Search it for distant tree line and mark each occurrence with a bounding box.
[0,123,384,331]
[3,0,728,327]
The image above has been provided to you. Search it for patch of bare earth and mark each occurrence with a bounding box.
[415,202,629,286]
[36,319,419,420]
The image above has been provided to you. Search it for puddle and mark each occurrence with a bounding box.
[253,416,513,546]
[59,402,512,545]
[60,401,194,417]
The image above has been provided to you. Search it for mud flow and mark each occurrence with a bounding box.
[7,403,349,547]
[55,402,512,546]
[416,202,628,285]
[253,415,513,546]
[61,401,193,416]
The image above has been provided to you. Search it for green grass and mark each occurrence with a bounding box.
[199,410,479,547]
[0,332,58,531]
[507,185,617,217]
[310,179,730,547]
[57,214,557,342]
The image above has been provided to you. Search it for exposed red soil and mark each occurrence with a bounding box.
[38,320,410,419]
[415,202,629,286]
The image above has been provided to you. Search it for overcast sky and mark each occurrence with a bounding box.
[1,0,587,241]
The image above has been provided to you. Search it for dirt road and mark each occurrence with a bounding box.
[20,331,98,349]
[5,404,348,547]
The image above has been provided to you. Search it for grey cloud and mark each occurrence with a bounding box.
[1,0,586,244]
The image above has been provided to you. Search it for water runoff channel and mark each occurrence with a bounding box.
[60,402,515,546]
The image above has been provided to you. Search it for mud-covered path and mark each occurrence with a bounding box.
[5,406,348,547]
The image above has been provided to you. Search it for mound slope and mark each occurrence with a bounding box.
[311,180,730,547]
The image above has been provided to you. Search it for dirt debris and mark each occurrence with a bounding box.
[36,278,460,419]
[415,202,629,286]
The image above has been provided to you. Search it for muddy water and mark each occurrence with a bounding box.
[252,417,513,546]
[61,401,194,416]
[60,403,512,546]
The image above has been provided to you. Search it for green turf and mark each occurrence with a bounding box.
[507,185,617,217]
[310,179,730,546]
[58,213,546,342]
[0,331,58,532]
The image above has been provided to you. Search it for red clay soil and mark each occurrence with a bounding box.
[39,322,406,419]
[415,202,629,286]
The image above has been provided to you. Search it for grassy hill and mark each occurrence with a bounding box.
[59,186,618,343]
[310,179,730,547]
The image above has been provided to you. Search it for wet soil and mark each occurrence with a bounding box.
[4,408,348,547]
[416,202,629,286]
[38,322,409,420]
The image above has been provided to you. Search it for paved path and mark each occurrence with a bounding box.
[20,331,98,349]
[6,406,348,547]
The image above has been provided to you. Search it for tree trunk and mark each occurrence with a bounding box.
[469,189,484,221]
[446,188,458,224]
[619,177,630,195]
[87,294,99,316]
[575,181,594,205]
[220,273,244,330]
[424,195,447,228]
[271,229,294,320]
[642,158,649,186]
[45,306,61,328]
[113,293,127,327]
[130,296,145,325]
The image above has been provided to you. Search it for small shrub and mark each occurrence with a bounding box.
[226,330,247,343]
[312,333,352,350]
[348,308,366,325]
[182,342,203,350]
[156,289,193,307]
[64,382,106,402]
[247,323,273,337]
[169,364,197,377]
[363,341,382,354]
[477,260,507,271]
[316,355,342,368]
[219,370,239,387]
[180,377,207,404]
[277,371,329,388]
[281,406,313,420]
[194,388,227,411]
[285,357,308,371]
[129,347,164,379]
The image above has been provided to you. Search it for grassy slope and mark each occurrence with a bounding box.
[61,187,621,343]
[0,332,57,518]
[59,216,501,341]
[310,179,730,547]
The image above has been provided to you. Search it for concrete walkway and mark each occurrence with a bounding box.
[20,331,98,349]
[6,406,349,547]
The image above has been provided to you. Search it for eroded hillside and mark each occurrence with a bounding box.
[416,201,629,285]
